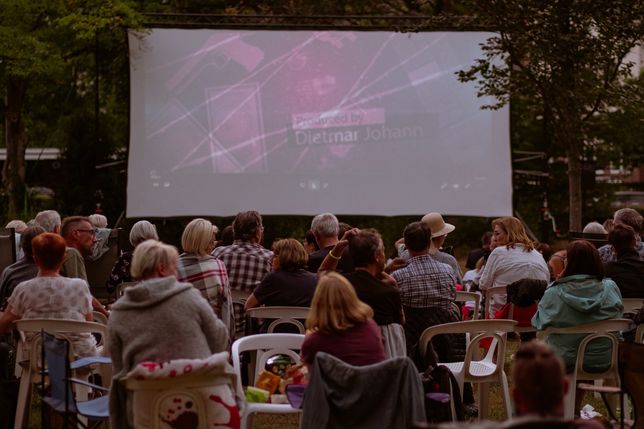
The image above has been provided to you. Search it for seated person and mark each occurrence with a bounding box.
[604,223,644,299]
[0,233,97,358]
[301,272,384,367]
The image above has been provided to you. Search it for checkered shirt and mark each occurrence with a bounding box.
[176,253,235,336]
[212,240,272,336]
[391,254,456,309]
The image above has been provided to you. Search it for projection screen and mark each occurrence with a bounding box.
[127,29,511,218]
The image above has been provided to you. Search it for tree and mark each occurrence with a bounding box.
[457,0,643,231]
[0,0,140,219]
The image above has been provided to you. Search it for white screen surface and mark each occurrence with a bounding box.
[128,29,511,217]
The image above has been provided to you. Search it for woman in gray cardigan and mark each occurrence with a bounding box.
[107,239,229,429]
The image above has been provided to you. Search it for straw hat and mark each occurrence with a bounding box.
[421,212,455,238]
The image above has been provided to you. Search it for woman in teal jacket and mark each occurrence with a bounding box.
[532,240,623,373]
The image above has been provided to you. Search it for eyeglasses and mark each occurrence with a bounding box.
[75,229,97,236]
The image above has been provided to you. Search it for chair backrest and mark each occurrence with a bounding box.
[538,318,631,381]
[85,228,120,301]
[622,298,643,315]
[91,311,108,326]
[484,285,508,319]
[637,324,644,344]
[231,334,304,394]
[419,319,518,379]
[42,331,78,413]
[455,291,480,320]
[245,306,310,334]
[0,227,16,273]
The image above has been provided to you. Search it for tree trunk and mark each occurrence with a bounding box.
[567,146,583,232]
[2,77,28,219]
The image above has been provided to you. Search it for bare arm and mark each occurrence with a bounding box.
[244,293,259,310]
[0,305,19,333]
[317,228,359,274]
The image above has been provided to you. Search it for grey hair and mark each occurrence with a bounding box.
[34,210,61,233]
[129,220,159,247]
[614,208,643,233]
[88,214,108,228]
[582,221,607,234]
[311,213,339,238]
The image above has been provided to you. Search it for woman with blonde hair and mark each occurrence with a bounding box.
[479,216,550,315]
[245,238,317,310]
[176,218,235,336]
[301,272,384,366]
[108,239,228,429]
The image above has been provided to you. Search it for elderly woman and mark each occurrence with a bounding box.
[245,238,317,310]
[107,220,158,293]
[107,239,228,429]
[301,272,384,367]
[176,218,235,336]
[0,233,97,357]
[532,240,623,373]
[479,216,550,315]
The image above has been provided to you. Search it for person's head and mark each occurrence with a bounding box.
[5,220,27,233]
[271,238,308,271]
[35,210,61,233]
[88,214,108,229]
[491,217,534,251]
[481,231,493,249]
[512,341,568,417]
[536,243,552,262]
[348,229,385,271]
[613,208,643,233]
[304,229,319,253]
[61,216,96,256]
[582,221,607,235]
[421,212,455,248]
[338,222,352,240]
[306,272,373,334]
[608,223,637,256]
[216,225,234,248]
[232,211,263,242]
[603,218,615,233]
[403,221,431,253]
[181,218,217,256]
[130,239,179,280]
[20,226,46,259]
[32,233,67,272]
[311,213,339,240]
[129,220,159,247]
[561,239,603,278]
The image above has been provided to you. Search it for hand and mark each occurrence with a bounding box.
[378,271,398,288]
[340,228,360,243]
[384,257,407,274]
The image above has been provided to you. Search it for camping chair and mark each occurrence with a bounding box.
[419,319,518,420]
[231,333,304,429]
[538,318,631,420]
[41,331,109,429]
[13,319,110,429]
[244,306,310,335]
[85,228,120,303]
[0,227,16,274]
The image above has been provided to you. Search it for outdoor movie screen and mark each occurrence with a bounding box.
[127,29,511,218]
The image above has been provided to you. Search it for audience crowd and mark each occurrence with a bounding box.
[0,206,642,428]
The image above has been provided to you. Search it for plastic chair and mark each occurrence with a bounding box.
[455,291,480,320]
[231,333,304,429]
[41,331,109,428]
[637,324,644,344]
[538,318,631,420]
[13,319,110,429]
[623,298,643,315]
[245,306,310,334]
[91,311,108,326]
[123,352,240,429]
[419,319,518,420]
[483,285,508,319]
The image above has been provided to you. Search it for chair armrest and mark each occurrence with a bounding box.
[71,356,112,369]
[68,377,110,392]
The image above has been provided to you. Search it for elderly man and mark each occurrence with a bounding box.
[320,228,405,357]
[307,212,353,273]
[34,209,62,233]
[212,211,272,335]
[598,208,644,263]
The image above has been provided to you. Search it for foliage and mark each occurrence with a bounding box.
[457,0,644,231]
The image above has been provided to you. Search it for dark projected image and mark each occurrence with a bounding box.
[128,30,511,217]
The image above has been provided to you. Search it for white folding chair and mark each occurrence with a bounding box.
[231,333,304,429]
[419,319,517,421]
[538,318,631,420]
[245,306,310,334]
[14,319,111,429]
[455,291,481,320]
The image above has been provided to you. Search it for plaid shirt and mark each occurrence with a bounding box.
[176,253,235,336]
[391,254,456,309]
[212,240,272,336]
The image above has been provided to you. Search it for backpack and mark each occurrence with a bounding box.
[421,364,464,422]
